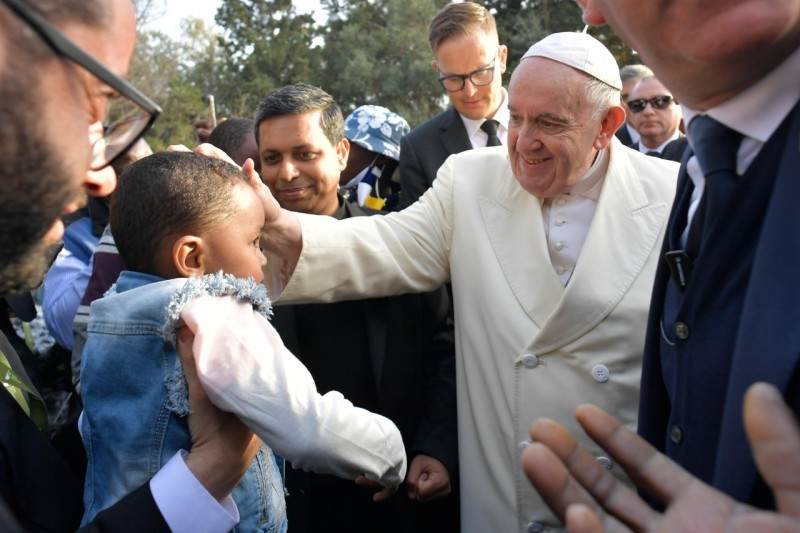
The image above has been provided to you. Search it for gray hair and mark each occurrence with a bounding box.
[585,77,621,121]
[619,64,653,84]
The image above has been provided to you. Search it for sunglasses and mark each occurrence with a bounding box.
[628,95,674,114]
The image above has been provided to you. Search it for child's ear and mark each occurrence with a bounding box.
[172,235,205,278]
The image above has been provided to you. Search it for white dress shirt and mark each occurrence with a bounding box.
[638,130,680,154]
[460,87,510,148]
[151,451,239,533]
[680,46,800,246]
[541,148,609,285]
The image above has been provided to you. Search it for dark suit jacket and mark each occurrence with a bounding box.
[639,103,800,506]
[0,332,169,532]
[634,136,689,162]
[275,201,458,532]
[399,107,471,209]
[615,123,636,147]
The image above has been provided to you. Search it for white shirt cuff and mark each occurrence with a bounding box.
[150,450,239,533]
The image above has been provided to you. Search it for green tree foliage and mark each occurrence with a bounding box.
[130,21,220,150]
[480,0,638,78]
[213,0,324,116]
[318,0,448,127]
[130,0,639,147]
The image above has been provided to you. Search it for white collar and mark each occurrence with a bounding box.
[638,130,680,154]
[459,87,510,139]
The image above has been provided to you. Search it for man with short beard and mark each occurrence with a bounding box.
[0,0,258,530]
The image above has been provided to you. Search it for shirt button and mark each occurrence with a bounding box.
[554,241,567,251]
[522,353,540,369]
[673,322,690,340]
[596,456,613,470]
[556,266,565,275]
[670,424,683,444]
[518,441,531,453]
[591,364,609,382]
[555,219,566,226]
[557,198,567,205]
[527,521,546,533]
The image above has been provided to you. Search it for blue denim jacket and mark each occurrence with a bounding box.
[80,270,287,532]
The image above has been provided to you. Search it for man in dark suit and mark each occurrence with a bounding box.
[254,83,459,533]
[628,76,688,162]
[0,0,259,530]
[398,2,509,209]
[615,64,653,147]
[522,0,800,523]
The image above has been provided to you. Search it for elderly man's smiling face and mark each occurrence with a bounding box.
[507,57,622,198]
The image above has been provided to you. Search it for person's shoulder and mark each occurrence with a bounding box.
[661,136,689,162]
[610,141,679,201]
[90,273,185,321]
[448,144,508,165]
[405,108,458,141]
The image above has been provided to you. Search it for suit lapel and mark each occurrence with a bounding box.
[439,108,472,156]
[714,103,800,500]
[530,145,670,354]
[479,165,564,329]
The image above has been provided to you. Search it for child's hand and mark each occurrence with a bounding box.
[354,475,399,503]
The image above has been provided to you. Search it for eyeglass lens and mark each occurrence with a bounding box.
[90,97,152,170]
[439,64,496,92]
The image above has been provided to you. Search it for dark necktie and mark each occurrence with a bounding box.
[685,115,744,256]
[646,150,662,158]
[480,119,502,147]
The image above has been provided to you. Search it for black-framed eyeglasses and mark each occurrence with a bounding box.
[2,0,161,170]
[437,55,498,92]
[628,95,674,114]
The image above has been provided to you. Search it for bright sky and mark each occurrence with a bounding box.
[147,0,325,40]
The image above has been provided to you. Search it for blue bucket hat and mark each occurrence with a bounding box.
[344,105,410,162]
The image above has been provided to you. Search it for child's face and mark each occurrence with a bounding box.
[200,183,267,282]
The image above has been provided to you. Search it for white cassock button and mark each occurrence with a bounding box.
[591,364,609,382]
[522,353,539,369]
[596,456,613,470]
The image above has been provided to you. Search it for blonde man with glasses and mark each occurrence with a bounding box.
[398,1,509,209]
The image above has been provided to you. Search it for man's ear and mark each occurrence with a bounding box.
[575,0,606,26]
[594,106,626,150]
[498,44,509,74]
[337,138,350,172]
[172,235,205,278]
